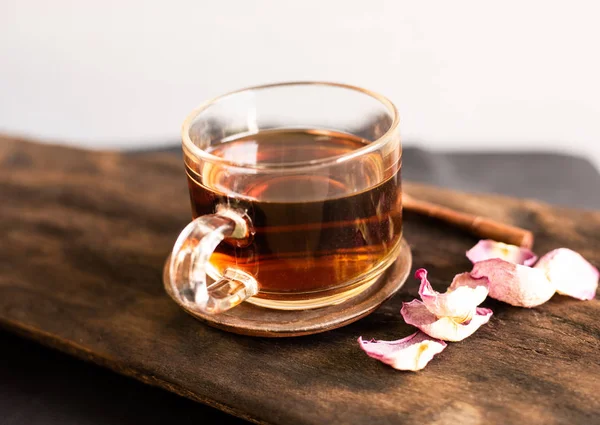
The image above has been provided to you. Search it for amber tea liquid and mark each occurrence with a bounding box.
[184,129,402,302]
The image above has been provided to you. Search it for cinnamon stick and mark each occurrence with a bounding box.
[403,194,534,248]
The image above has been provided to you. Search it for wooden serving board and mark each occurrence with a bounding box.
[1,137,599,425]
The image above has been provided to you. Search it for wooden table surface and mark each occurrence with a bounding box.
[1,137,599,425]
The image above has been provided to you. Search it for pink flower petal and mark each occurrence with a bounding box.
[358,331,447,371]
[471,258,555,307]
[467,239,537,266]
[534,248,599,300]
[401,300,493,342]
[417,269,489,323]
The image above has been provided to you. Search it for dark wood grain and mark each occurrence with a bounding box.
[1,136,599,425]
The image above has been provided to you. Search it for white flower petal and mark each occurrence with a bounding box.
[534,248,598,300]
[401,300,493,342]
[467,240,537,266]
[471,258,555,307]
[358,331,447,371]
[417,268,488,323]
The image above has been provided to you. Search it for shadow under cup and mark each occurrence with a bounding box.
[175,82,402,312]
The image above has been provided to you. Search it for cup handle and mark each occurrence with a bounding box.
[168,207,258,314]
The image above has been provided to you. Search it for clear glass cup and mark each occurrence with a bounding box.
[168,82,402,314]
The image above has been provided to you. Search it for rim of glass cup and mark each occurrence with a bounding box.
[181,81,400,171]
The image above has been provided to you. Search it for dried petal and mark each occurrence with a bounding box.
[417,269,489,323]
[401,300,493,342]
[467,240,537,266]
[358,332,447,371]
[534,248,599,300]
[471,259,555,307]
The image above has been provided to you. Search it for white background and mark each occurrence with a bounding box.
[1,0,599,169]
